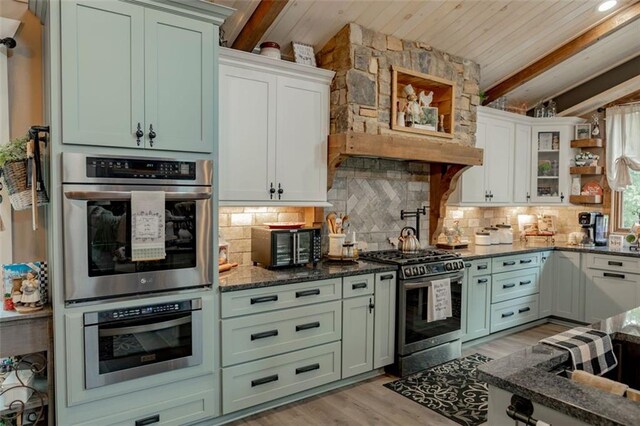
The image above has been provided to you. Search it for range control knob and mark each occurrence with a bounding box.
[418,266,426,275]
[404,267,412,277]
[458,260,464,269]
[412,267,419,276]
[445,263,453,271]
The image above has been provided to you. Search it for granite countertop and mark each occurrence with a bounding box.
[478,306,640,425]
[452,242,640,260]
[219,260,397,292]
[0,306,53,324]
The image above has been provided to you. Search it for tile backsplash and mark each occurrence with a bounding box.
[219,207,306,265]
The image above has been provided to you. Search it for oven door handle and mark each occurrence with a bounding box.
[64,191,211,201]
[98,316,191,337]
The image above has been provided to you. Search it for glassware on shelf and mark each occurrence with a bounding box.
[545,99,557,117]
[534,101,545,118]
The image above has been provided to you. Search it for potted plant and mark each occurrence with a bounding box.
[0,134,48,210]
[0,134,29,169]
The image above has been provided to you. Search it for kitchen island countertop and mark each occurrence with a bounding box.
[219,260,397,292]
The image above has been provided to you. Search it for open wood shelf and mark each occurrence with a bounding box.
[569,195,603,204]
[570,138,603,148]
[570,166,604,175]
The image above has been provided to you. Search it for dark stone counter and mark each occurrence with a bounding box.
[451,242,640,260]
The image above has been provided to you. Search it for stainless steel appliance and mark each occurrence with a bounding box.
[251,226,321,268]
[578,212,608,247]
[359,249,465,376]
[83,298,202,389]
[62,153,213,302]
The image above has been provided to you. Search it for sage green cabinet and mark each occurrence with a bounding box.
[585,267,640,323]
[538,251,554,318]
[373,272,396,369]
[553,251,584,321]
[61,1,216,152]
[462,260,491,343]
[342,295,374,379]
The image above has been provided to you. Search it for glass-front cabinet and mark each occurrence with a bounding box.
[529,124,574,204]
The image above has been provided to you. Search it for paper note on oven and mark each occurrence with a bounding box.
[131,191,166,261]
[427,278,452,322]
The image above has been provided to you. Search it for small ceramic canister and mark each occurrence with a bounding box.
[259,42,281,59]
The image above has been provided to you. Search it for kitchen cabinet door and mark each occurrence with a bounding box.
[483,118,514,203]
[275,77,328,202]
[529,124,573,204]
[144,9,215,152]
[342,296,374,378]
[538,251,554,318]
[61,0,145,149]
[585,270,640,323]
[463,272,491,342]
[219,64,277,201]
[460,120,488,204]
[553,251,584,321]
[373,272,396,369]
[513,123,532,203]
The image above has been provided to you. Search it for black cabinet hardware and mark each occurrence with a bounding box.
[296,321,320,332]
[503,283,516,289]
[503,261,516,266]
[251,330,278,341]
[148,124,156,147]
[135,123,143,146]
[295,363,320,375]
[269,182,276,199]
[352,282,368,290]
[477,278,488,284]
[520,259,532,264]
[135,415,160,426]
[560,192,565,202]
[519,280,532,286]
[526,192,530,202]
[277,183,283,200]
[608,261,623,267]
[251,374,278,387]
[251,295,278,304]
[501,312,515,318]
[296,289,320,298]
[604,272,625,279]
[519,307,531,314]
[368,298,375,313]
[380,274,394,280]
[465,263,472,268]
[478,264,488,270]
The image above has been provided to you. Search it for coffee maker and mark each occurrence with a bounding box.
[578,212,608,246]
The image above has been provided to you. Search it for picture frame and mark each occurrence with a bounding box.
[538,132,553,151]
[292,42,316,67]
[575,124,592,140]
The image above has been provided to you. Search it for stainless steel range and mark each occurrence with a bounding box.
[360,249,465,376]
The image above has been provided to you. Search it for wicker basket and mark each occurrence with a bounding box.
[1,160,49,211]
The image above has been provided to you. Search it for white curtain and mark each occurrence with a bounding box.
[606,104,640,191]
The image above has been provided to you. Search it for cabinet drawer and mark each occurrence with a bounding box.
[467,259,492,277]
[343,274,374,298]
[490,295,539,333]
[492,253,540,274]
[222,341,341,414]
[491,268,539,303]
[221,278,341,318]
[221,301,341,366]
[584,253,640,275]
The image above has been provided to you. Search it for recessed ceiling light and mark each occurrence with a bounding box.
[598,0,617,12]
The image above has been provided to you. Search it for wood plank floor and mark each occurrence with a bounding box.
[229,323,569,426]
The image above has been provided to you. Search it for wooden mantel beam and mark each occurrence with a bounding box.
[231,0,289,52]
[483,1,640,105]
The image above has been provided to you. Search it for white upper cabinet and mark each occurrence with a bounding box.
[61,0,224,152]
[460,120,487,204]
[219,48,334,205]
[513,123,533,203]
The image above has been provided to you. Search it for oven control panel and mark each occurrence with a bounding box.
[401,260,465,279]
[85,299,200,325]
[86,157,196,180]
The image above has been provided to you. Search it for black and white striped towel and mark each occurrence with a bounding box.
[540,327,617,376]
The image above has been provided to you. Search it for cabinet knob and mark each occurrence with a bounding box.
[526,192,530,202]
[269,182,276,199]
[560,192,565,202]
[368,298,375,313]
[135,123,143,146]
[148,124,156,147]
[277,183,284,200]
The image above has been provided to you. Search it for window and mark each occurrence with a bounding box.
[615,169,640,230]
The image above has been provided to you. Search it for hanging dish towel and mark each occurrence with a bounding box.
[427,278,452,322]
[540,327,617,376]
[131,191,166,261]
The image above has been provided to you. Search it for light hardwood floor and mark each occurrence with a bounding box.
[229,323,569,426]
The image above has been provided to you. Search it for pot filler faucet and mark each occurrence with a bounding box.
[400,207,427,241]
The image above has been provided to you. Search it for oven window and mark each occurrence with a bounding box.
[87,200,197,276]
[97,312,193,374]
[404,280,462,346]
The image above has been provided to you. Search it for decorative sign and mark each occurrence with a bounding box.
[609,234,624,251]
[292,42,316,66]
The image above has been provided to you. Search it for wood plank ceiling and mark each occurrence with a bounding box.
[216,0,639,110]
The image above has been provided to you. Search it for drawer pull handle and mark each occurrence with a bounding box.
[251,374,279,387]
[478,264,488,270]
[519,280,532,286]
[502,312,515,318]
[465,263,472,268]
[352,282,368,290]
[295,363,320,375]
[477,278,488,284]
[608,261,623,267]
[519,307,531,314]
[503,261,516,266]
[503,283,516,289]
[380,274,395,280]
[296,321,320,332]
[135,415,160,426]
[251,330,278,341]
[520,259,532,264]
[604,272,625,280]
[251,295,278,304]
[296,289,320,298]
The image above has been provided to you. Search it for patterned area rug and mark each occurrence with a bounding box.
[383,353,493,426]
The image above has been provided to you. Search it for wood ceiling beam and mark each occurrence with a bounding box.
[483,1,640,105]
[231,0,289,52]
[603,87,640,108]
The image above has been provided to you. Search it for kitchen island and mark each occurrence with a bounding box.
[478,305,640,426]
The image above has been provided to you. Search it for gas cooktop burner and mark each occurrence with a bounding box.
[360,249,464,279]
